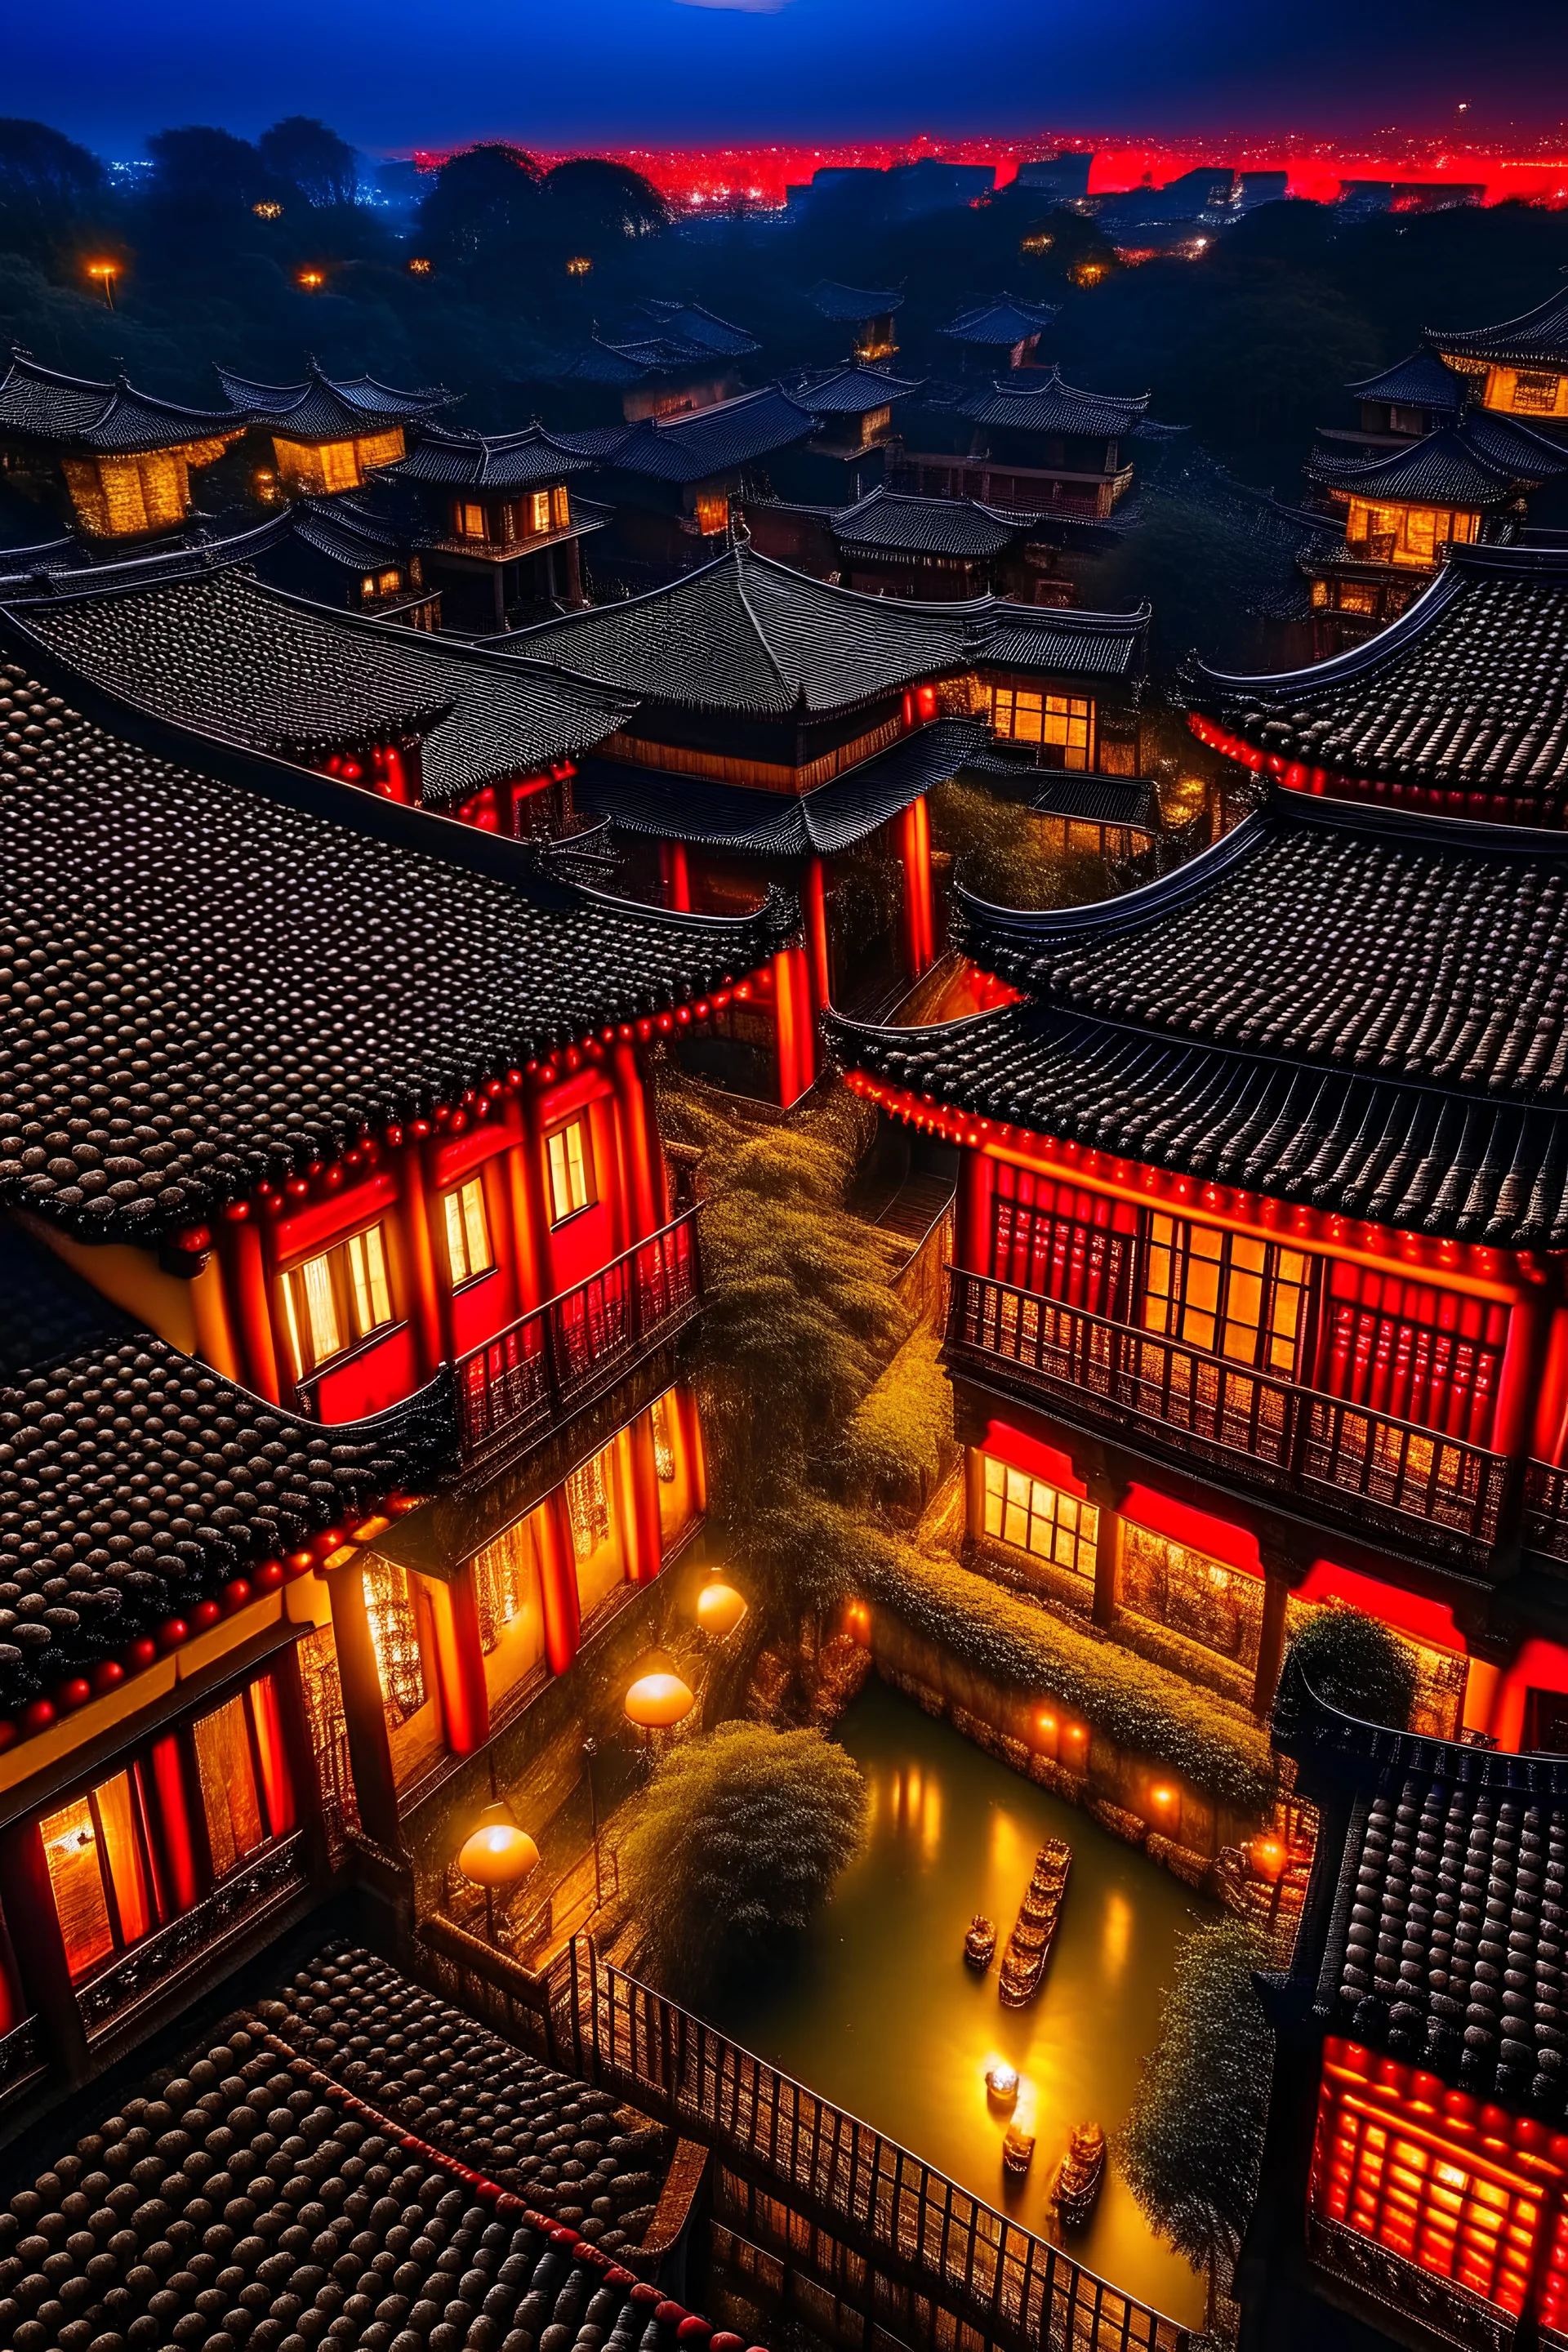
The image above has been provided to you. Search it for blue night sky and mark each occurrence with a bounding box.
[7,0,1567,154]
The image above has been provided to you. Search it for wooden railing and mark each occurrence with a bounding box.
[455,1209,700,1462]
[947,1267,1511,1562]
[1525,1461,1568,1565]
[568,1936,1190,2352]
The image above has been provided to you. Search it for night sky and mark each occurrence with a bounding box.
[7,0,1568,155]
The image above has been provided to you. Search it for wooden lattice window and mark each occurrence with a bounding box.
[1511,368,1561,416]
[362,1554,428,1726]
[443,1175,493,1286]
[472,1517,541,1652]
[279,1221,396,1379]
[1143,1214,1311,1377]
[981,1453,1098,1579]
[990,1169,1137,1321]
[1120,1525,1264,1668]
[1317,1263,1508,1446]
[298,1622,358,1860]
[40,1768,164,1980]
[989,687,1092,769]
[191,1672,294,1878]
[546,1117,595,1224]
[652,1392,678,1482]
[564,1451,612,1562]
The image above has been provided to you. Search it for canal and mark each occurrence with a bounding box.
[702,1679,1217,2329]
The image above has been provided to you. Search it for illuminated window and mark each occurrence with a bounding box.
[457,500,488,539]
[280,1223,395,1379]
[1318,1262,1508,1445]
[991,1173,1137,1320]
[472,1516,543,1653]
[1142,1214,1309,1376]
[41,1770,163,1980]
[1512,368,1561,415]
[1338,583,1378,615]
[652,1390,678,1481]
[565,1450,612,1562]
[694,491,729,536]
[362,1554,428,1726]
[192,1693,265,1878]
[443,1174,493,1285]
[546,1117,595,1224]
[982,1454,1098,1579]
[1310,578,1329,608]
[378,567,401,595]
[990,687,1092,769]
[551,484,571,528]
[530,490,551,533]
[1120,1526,1264,1664]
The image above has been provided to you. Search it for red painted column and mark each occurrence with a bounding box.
[957,1147,996,1276]
[899,796,935,977]
[804,857,832,1009]
[537,1490,581,1675]
[399,1142,446,1377]
[426,1568,489,1755]
[1492,1294,1543,1459]
[773,946,816,1107]
[612,1043,659,1242]
[660,841,692,911]
[229,1217,281,1402]
[503,1097,550,1313]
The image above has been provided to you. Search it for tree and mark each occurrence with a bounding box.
[419,143,543,266]
[1285,1602,1417,1730]
[1119,1920,1273,2274]
[0,118,104,230]
[544,158,669,245]
[619,1721,868,1991]
[259,118,359,211]
[145,125,272,215]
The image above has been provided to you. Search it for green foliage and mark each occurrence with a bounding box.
[257,118,359,212]
[1286,1603,1416,1731]
[846,1517,1276,1812]
[838,1325,952,1516]
[619,1721,868,1991]
[928,778,1107,910]
[1119,1921,1273,2272]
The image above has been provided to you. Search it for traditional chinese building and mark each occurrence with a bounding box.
[1244,1658,1568,2350]
[505,544,1147,1071]
[937,296,1062,376]
[257,491,441,625]
[768,363,924,504]
[1,540,632,835]
[0,350,249,541]
[0,621,786,2109]
[1314,350,1463,468]
[534,302,760,429]
[216,359,455,500]
[1430,279,1568,439]
[745,483,1093,607]
[896,370,1167,518]
[832,548,1568,1771]
[381,423,608,628]
[808,279,905,363]
[1298,414,1567,655]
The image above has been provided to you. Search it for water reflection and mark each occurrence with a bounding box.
[703,1681,1215,2328]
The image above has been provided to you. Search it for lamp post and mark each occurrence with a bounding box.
[624,1652,695,1774]
[456,1797,540,1948]
[582,1735,602,1911]
[86,262,117,310]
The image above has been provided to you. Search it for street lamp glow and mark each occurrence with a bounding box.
[625,1656,695,1729]
[457,1801,540,1888]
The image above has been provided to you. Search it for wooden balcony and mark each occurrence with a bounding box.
[1525,1460,1568,1565]
[455,1209,700,1466]
[947,1267,1512,1567]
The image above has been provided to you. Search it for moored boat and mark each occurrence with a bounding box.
[1002,2124,1036,2176]
[1049,2123,1106,2227]
[964,1913,996,1969]
[998,1837,1071,2007]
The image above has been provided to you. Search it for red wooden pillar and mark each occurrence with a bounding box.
[326,1563,403,1854]
[612,1042,659,1242]
[679,1386,708,1521]
[426,1567,489,1755]
[956,1147,996,1275]
[804,857,832,1009]
[399,1140,448,1377]
[773,946,814,1107]
[660,840,692,911]
[503,1096,551,1313]
[628,1411,666,1584]
[899,796,934,977]
[229,1215,282,1402]
[537,1491,581,1675]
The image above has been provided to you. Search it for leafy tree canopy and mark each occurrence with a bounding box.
[1285,1602,1417,1730]
[544,158,669,244]
[258,117,359,212]
[146,125,273,215]
[420,143,543,266]
[0,119,104,225]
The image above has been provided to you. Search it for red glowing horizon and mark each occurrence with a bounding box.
[402,129,1568,211]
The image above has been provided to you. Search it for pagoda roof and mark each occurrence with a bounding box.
[286,488,431,570]
[959,744,1157,830]
[5,558,631,803]
[636,298,759,357]
[583,385,817,485]
[1272,1653,1568,2110]
[385,421,597,492]
[0,617,787,1246]
[0,1220,452,1713]
[940,296,1062,346]
[958,368,1152,437]
[831,790,1568,1247]
[216,358,455,441]
[829,485,1049,556]
[577,717,985,855]
[0,350,245,455]
[1192,541,1568,822]
[810,278,906,322]
[1345,348,1463,410]
[1307,417,1558,505]
[786,362,924,416]
[1428,280,1568,371]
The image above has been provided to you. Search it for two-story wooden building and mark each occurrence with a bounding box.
[380,423,608,629]
[216,359,455,499]
[1313,349,1463,469]
[768,363,924,505]
[0,612,787,2120]
[832,540,1568,1772]
[0,349,250,541]
[746,483,1098,607]
[896,370,1167,518]
[937,296,1062,376]
[808,280,905,363]
[1430,280,1568,442]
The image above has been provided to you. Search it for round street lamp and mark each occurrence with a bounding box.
[695,1570,747,1638]
[624,1653,696,1731]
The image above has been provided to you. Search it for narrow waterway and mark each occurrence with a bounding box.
[702,1679,1216,2328]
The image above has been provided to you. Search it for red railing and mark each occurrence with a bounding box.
[947,1267,1511,1560]
[456,1209,700,1462]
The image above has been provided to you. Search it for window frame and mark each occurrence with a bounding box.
[980,1452,1098,1580]
[1140,1212,1312,1379]
[545,1116,596,1227]
[279,1218,399,1381]
[442,1172,495,1290]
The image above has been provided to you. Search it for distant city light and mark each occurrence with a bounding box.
[253,201,283,220]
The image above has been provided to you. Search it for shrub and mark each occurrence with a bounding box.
[619,1721,868,1993]
[837,1325,953,1517]
[1285,1602,1416,1731]
[928,777,1106,910]
[1119,1920,1273,2273]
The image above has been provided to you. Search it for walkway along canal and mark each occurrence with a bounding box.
[703,1680,1218,2329]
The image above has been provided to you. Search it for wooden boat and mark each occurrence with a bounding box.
[1049,2123,1106,2228]
[964,1913,996,1970]
[998,1837,1071,2007]
[1002,2124,1035,2176]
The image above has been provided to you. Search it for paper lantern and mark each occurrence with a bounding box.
[457,1801,540,1889]
[625,1656,695,1730]
[696,1574,747,1638]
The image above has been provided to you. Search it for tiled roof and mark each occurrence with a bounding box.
[0,514,293,598]
[959,369,1152,438]
[577,717,986,854]
[830,487,1044,556]
[1193,541,1568,821]
[0,1222,452,1712]
[587,387,816,485]
[1306,418,1555,504]
[216,361,454,440]
[1275,1658,1568,2110]
[786,363,924,416]
[387,423,595,492]
[510,545,1145,711]
[0,1943,707,2352]
[940,297,1062,346]
[1345,349,1463,410]
[285,492,430,573]
[1028,771,1158,829]
[0,627,789,1245]
[1428,282,1568,371]
[0,351,245,455]
[7,564,633,803]
[637,298,758,357]
[810,278,904,320]
[831,792,1568,1245]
